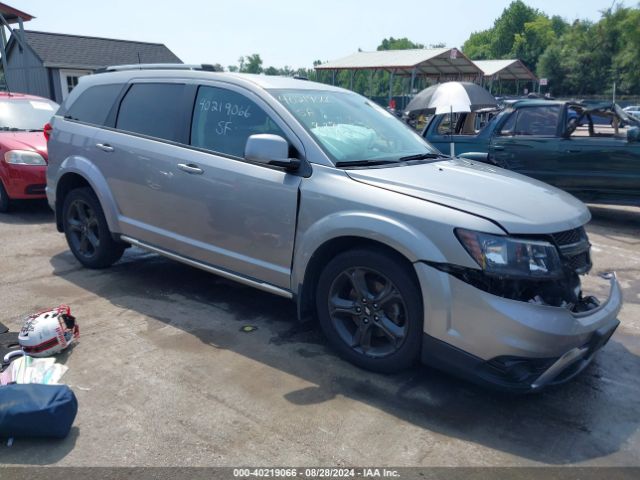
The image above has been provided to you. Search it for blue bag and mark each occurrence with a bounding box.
[0,384,77,438]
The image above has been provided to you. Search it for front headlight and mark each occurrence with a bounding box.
[455,228,563,279]
[4,150,47,165]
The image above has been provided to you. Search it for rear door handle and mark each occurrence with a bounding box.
[565,149,581,153]
[177,163,204,175]
[96,143,114,152]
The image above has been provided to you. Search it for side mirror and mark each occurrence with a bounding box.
[244,134,300,170]
[627,126,640,143]
[457,152,489,163]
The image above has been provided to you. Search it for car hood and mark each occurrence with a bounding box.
[0,131,48,160]
[345,158,591,234]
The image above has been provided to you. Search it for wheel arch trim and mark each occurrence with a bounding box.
[54,156,121,233]
[292,211,446,323]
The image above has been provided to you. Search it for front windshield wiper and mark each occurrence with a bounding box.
[0,127,24,131]
[335,153,449,168]
[398,152,449,162]
[334,159,400,167]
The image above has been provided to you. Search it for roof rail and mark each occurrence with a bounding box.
[96,63,220,73]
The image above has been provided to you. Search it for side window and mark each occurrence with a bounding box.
[437,112,461,135]
[190,86,286,158]
[65,84,123,126]
[116,83,185,142]
[512,106,560,136]
[499,112,517,136]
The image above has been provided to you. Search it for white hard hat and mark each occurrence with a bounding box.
[18,305,79,357]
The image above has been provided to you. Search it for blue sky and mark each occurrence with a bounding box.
[17,0,623,69]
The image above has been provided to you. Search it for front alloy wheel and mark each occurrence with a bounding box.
[316,249,422,373]
[328,267,408,358]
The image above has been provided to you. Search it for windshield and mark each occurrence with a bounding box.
[272,89,438,165]
[0,98,58,131]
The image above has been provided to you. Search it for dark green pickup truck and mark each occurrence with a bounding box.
[423,100,640,206]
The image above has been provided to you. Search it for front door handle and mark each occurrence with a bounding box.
[177,163,204,175]
[492,145,504,151]
[96,143,114,152]
[565,149,581,153]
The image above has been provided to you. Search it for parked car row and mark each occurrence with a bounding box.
[422,99,640,206]
[1,69,624,392]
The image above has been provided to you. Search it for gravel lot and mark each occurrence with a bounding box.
[1,201,639,467]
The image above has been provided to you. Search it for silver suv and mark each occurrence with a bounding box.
[46,65,622,391]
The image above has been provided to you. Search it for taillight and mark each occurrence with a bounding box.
[43,122,52,142]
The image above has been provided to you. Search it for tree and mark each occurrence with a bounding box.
[537,42,565,93]
[550,15,569,37]
[227,65,238,72]
[491,0,540,57]
[612,8,640,93]
[512,15,561,70]
[461,2,640,95]
[462,29,494,59]
[377,37,424,51]
[538,20,601,95]
[240,54,263,74]
[462,0,542,61]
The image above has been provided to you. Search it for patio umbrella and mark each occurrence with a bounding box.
[406,82,497,156]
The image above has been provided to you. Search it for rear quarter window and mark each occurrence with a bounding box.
[116,83,185,142]
[64,84,123,126]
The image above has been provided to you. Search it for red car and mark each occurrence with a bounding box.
[0,92,58,212]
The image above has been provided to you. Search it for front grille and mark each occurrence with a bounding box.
[551,227,592,274]
[552,227,587,246]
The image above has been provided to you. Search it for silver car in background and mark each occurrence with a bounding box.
[623,105,640,120]
[45,66,622,392]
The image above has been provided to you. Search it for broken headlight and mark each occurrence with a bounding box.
[455,228,563,279]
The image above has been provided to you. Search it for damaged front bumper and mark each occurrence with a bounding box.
[416,262,623,392]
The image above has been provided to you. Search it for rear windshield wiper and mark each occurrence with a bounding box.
[334,159,399,167]
[398,152,448,162]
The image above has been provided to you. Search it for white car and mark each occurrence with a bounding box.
[623,105,640,119]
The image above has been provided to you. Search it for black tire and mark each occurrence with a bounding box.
[62,187,125,269]
[0,181,11,213]
[316,248,423,373]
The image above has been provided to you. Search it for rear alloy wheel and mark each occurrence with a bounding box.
[63,187,125,269]
[0,181,10,213]
[316,249,422,373]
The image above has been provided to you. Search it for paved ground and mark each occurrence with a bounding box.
[0,201,639,467]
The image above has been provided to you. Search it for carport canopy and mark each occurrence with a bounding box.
[315,48,482,79]
[473,59,537,81]
[0,2,34,24]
